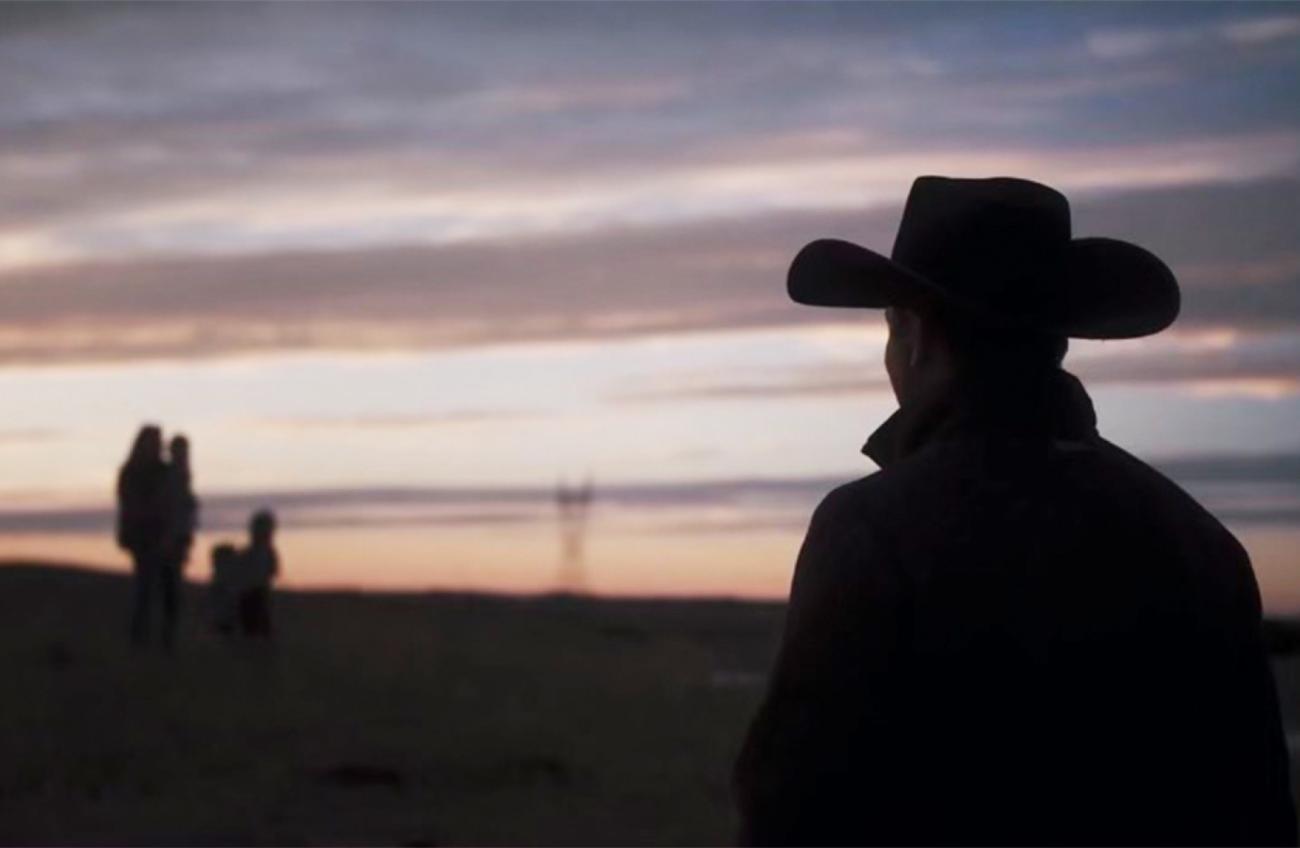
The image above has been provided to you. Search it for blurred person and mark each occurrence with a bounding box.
[209,542,240,636]
[116,424,175,648]
[734,177,1296,845]
[238,509,279,639]
[162,434,199,575]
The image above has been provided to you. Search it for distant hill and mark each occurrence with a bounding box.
[3,558,1296,651]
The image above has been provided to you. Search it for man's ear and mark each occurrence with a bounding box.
[892,307,925,368]
[907,312,924,368]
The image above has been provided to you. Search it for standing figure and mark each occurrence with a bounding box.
[116,425,175,648]
[238,509,279,639]
[209,542,240,635]
[162,434,200,576]
[555,477,593,592]
[734,177,1295,845]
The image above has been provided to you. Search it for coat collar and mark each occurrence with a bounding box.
[864,368,1098,468]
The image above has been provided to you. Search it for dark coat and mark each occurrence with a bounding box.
[115,459,171,555]
[735,370,1296,846]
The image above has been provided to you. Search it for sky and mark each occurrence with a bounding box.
[1,2,1298,607]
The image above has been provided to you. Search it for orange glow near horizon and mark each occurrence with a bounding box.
[0,521,802,601]
[4,519,1297,614]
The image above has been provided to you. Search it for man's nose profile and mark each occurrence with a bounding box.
[733,176,1297,847]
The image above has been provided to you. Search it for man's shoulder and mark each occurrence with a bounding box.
[807,467,910,541]
[1090,438,1248,553]
[811,443,970,525]
[811,436,1244,552]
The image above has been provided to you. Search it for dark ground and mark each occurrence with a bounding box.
[0,562,1296,846]
[0,563,778,846]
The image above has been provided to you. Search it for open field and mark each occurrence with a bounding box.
[0,563,779,846]
[1,562,1297,846]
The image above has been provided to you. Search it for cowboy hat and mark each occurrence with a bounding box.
[788,176,1179,339]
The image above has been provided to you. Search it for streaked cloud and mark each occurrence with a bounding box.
[0,4,1296,378]
[3,3,1298,266]
[608,329,1300,403]
[1087,12,1300,59]
[4,128,1293,274]
[3,451,1296,537]
[1222,15,1300,46]
[0,177,1295,370]
[253,409,536,432]
[0,427,63,445]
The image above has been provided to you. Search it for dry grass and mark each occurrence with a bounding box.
[2,562,1297,846]
[0,563,779,846]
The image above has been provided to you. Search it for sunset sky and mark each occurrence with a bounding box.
[2,2,1298,606]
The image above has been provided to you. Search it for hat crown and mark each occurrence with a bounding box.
[891,177,1072,317]
[785,173,1179,339]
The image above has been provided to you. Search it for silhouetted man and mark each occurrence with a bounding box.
[734,177,1296,846]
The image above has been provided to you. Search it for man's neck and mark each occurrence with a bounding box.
[866,368,1098,468]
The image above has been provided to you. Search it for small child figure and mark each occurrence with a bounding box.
[238,509,279,639]
[210,542,240,635]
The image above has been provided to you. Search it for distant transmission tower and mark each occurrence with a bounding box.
[555,476,594,593]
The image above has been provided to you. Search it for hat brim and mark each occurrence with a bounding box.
[787,237,1179,339]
